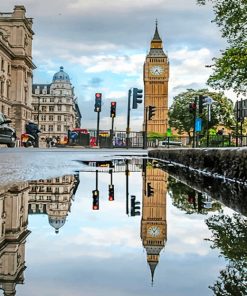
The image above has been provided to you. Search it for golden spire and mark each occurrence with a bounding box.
[150,20,164,52]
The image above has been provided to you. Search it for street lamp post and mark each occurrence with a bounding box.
[204,96,215,147]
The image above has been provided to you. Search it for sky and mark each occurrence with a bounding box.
[1,0,233,130]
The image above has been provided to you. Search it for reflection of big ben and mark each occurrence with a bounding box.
[144,21,169,133]
[141,165,168,283]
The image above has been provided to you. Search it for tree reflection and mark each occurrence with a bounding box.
[205,213,247,295]
[168,177,222,215]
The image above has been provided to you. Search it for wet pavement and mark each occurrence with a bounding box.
[0,150,246,296]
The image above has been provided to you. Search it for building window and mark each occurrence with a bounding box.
[57,115,61,121]
[42,98,47,102]
[50,98,54,103]
[57,125,61,131]
[64,125,68,132]
[34,115,38,121]
[48,125,53,132]
[41,125,46,131]
[49,106,54,112]
[47,187,52,192]
[49,115,54,121]
[1,59,4,71]
[57,105,62,111]
[42,106,46,112]
[0,81,4,96]
[41,115,46,121]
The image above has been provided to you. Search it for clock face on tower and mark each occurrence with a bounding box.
[148,226,161,237]
[150,65,164,76]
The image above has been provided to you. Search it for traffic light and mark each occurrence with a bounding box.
[110,102,116,118]
[94,93,102,112]
[148,106,156,120]
[132,88,143,109]
[189,102,196,113]
[92,189,99,210]
[147,182,154,197]
[199,95,207,114]
[130,195,141,216]
[108,184,114,201]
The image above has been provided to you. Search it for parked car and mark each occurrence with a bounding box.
[158,138,182,147]
[0,113,16,147]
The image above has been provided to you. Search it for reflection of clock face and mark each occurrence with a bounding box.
[150,65,164,75]
[148,226,161,237]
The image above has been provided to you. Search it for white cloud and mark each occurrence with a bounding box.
[84,54,145,75]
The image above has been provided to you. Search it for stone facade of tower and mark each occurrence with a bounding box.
[141,165,168,282]
[143,24,169,134]
[32,67,81,143]
[0,6,36,138]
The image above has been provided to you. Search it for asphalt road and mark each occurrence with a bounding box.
[0,147,147,186]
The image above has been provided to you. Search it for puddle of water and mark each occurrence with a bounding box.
[0,158,246,296]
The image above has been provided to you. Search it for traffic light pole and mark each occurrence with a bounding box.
[192,98,197,148]
[126,89,131,149]
[206,104,210,147]
[143,107,148,149]
[96,111,100,147]
[125,159,129,215]
[95,170,98,191]
[192,110,196,148]
[110,117,114,148]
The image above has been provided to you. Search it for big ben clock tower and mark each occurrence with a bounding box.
[141,165,168,284]
[144,22,169,134]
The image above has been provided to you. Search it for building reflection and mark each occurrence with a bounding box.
[0,183,30,296]
[141,161,168,284]
[28,174,79,233]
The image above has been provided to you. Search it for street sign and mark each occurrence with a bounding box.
[195,118,202,132]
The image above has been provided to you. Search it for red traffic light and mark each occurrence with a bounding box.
[109,196,114,201]
[93,204,99,210]
[110,102,116,118]
[95,93,102,98]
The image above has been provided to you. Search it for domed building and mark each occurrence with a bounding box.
[52,66,70,82]
[32,66,81,145]
[28,174,80,234]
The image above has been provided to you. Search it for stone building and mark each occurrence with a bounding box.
[0,183,30,296]
[143,22,169,134]
[32,66,81,143]
[28,174,79,234]
[0,6,36,138]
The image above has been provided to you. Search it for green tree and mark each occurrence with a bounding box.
[205,213,247,295]
[197,0,247,95]
[168,89,235,141]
